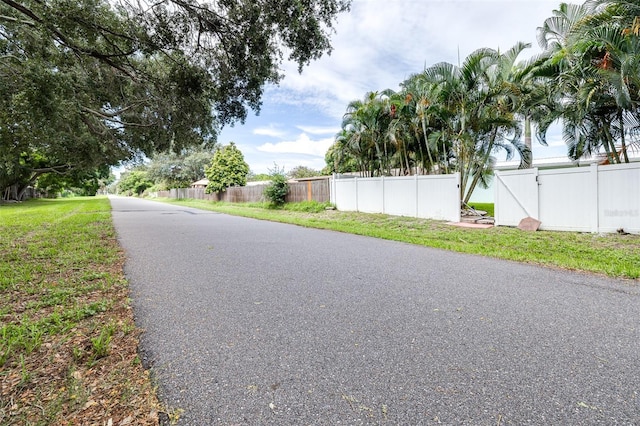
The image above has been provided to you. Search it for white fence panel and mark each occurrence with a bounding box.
[598,163,640,234]
[495,162,640,233]
[417,175,461,221]
[331,174,460,222]
[333,179,358,211]
[384,177,417,217]
[494,169,538,227]
[357,178,384,214]
[537,167,596,232]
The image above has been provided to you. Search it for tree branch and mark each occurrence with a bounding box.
[81,106,156,128]
[80,101,146,118]
[0,0,137,77]
[30,164,72,175]
[0,13,35,25]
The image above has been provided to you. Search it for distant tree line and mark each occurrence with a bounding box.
[117,144,323,196]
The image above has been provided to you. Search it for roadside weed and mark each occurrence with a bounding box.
[90,321,116,362]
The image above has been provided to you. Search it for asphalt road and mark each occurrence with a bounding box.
[109,196,640,425]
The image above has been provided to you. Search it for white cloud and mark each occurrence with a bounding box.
[296,125,341,135]
[253,125,287,138]
[257,133,334,157]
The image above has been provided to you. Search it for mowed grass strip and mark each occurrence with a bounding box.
[156,198,640,280]
[0,198,161,425]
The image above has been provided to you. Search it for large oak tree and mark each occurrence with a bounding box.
[0,0,350,199]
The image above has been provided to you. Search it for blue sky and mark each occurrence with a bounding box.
[218,0,568,175]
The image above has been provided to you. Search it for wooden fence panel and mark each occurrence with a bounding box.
[221,185,266,203]
[309,180,330,202]
[153,179,330,204]
[286,182,307,202]
[285,181,330,203]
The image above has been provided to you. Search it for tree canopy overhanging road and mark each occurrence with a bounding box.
[0,0,350,199]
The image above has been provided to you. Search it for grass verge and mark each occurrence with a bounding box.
[0,197,162,425]
[156,198,640,280]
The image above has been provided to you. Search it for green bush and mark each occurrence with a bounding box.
[264,173,288,206]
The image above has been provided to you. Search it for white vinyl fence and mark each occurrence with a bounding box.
[331,174,461,222]
[495,162,640,233]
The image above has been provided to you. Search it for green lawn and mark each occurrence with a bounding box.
[0,198,160,425]
[155,198,640,280]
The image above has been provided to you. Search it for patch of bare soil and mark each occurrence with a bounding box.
[0,246,166,425]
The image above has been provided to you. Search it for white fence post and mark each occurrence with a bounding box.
[331,174,336,205]
[355,177,359,212]
[415,174,419,217]
[590,163,599,233]
[381,176,385,215]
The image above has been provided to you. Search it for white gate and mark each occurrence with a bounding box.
[494,168,539,227]
[495,163,640,233]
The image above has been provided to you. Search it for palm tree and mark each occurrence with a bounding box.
[338,91,405,176]
[420,45,531,204]
[533,0,640,164]
[326,130,359,174]
[400,74,441,174]
[339,94,377,176]
[383,89,419,175]
[580,17,640,162]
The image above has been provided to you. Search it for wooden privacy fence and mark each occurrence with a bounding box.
[155,179,330,203]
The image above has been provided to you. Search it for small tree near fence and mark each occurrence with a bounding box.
[264,164,288,206]
[205,142,249,193]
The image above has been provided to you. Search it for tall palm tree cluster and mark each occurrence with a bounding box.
[326,0,640,204]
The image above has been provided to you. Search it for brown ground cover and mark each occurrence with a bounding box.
[0,199,168,425]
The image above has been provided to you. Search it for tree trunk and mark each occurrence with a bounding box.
[421,116,435,174]
[619,111,630,163]
[524,117,533,168]
[603,124,621,163]
[3,185,18,201]
[464,128,497,206]
[17,185,29,201]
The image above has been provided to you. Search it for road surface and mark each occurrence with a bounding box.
[110,196,639,425]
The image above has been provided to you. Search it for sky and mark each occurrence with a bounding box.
[217,0,569,175]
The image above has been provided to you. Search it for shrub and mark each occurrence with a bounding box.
[205,142,249,193]
[264,174,288,206]
[263,164,288,206]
